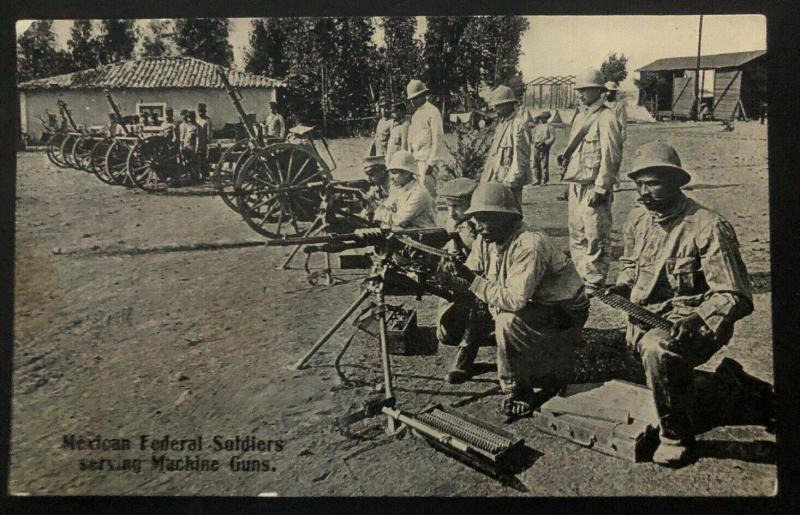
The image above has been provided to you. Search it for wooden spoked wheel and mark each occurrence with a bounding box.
[214,139,252,211]
[89,137,116,185]
[126,135,184,192]
[46,133,70,168]
[104,138,137,187]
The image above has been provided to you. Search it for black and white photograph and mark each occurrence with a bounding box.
[9,13,778,497]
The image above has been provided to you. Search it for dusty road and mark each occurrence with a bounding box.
[11,121,774,496]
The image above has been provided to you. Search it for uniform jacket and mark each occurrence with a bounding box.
[561,97,623,195]
[606,99,628,141]
[481,108,532,190]
[373,179,436,229]
[179,122,198,150]
[385,119,410,165]
[266,114,286,138]
[409,101,445,170]
[533,122,555,147]
[374,117,393,155]
[616,195,753,337]
[196,116,213,149]
[466,222,587,316]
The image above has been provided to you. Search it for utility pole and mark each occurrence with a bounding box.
[694,14,703,121]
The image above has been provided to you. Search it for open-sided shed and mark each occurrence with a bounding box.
[523,75,577,111]
[636,50,766,120]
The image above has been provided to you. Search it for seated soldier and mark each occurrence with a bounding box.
[605,142,754,467]
[373,150,436,229]
[436,183,589,418]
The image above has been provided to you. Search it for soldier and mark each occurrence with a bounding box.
[361,155,391,219]
[532,111,555,186]
[407,79,444,196]
[161,108,178,143]
[179,110,200,182]
[604,81,628,193]
[384,101,410,165]
[373,98,393,156]
[508,75,536,185]
[434,178,491,384]
[265,101,286,139]
[196,103,214,180]
[435,183,589,417]
[558,68,623,295]
[480,85,532,207]
[373,150,436,229]
[605,142,756,467]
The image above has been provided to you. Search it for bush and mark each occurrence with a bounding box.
[442,125,491,179]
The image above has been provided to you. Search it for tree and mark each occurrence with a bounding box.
[173,18,233,66]
[94,19,137,64]
[422,16,472,117]
[17,20,73,82]
[634,71,666,108]
[140,19,174,58]
[244,18,290,78]
[462,16,529,88]
[601,52,629,84]
[67,20,102,70]
[379,16,422,100]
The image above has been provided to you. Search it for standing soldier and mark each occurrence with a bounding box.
[196,103,213,181]
[265,101,286,139]
[558,68,623,295]
[384,101,410,165]
[179,110,200,183]
[605,142,762,467]
[373,98,393,156]
[373,150,436,229]
[480,85,532,207]
[161,108,178,143]
[508,75,536,185]
[605,81,628,192]
[407,79,444,196]
[532,111,556,186]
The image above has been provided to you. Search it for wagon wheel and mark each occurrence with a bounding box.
[235,143,331,239]
[72,135,99,172]
[46,133,69,168]
[126,135,180,192]
[214,139,251,211]
[59,133,80,169]
[89,137,116,185]
[104,139,136,187]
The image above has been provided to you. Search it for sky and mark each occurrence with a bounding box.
[18,15,765,91]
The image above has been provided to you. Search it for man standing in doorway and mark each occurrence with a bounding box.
[407,79,444,196]
[558,68,623,295]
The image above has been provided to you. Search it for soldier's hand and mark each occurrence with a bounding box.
[434,271,472,298]
[438,258,475,283]
[587,191,608,208]
[669,313,709,345]
[602,284,632,299]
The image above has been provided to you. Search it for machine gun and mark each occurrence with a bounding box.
[104,90,132,136]
[57,99,80,132]
[216,66,261,143]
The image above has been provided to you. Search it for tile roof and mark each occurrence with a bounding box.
[19,56,284,90]
[636,50,766,72]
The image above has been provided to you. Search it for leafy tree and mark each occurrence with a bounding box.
[634,71,666,107]
[140,19,174,58]
[97,19,137,64]
[379,16,422,101]
[17,20,73,82]
[463,16,529,88]
[422,16,471,116]
[67,20,102,70]
[173,18,233,66]
[244,18,290,78]
[601,52,629,84]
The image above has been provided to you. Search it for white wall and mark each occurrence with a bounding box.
[22,87,277,141]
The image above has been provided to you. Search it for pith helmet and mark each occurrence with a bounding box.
[605,81,619,91]
[628,142,691,186]
[490,85,517,107]
[575,68,606,89]
[464,183,522,217]
[438,177,478,203]
[387,150,418,175]
[406,80,429,100]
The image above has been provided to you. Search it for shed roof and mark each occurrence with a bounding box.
[636,50,766,72]
[18,56,284,91]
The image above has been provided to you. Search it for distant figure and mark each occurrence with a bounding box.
[373,98,393,156]
[162,108,178,143]
[179,110,200,182]
[196,103,213,180]
[265,101,286,139]
[532,111,555,186]
[407,79,444,196]
[384,101,410,166]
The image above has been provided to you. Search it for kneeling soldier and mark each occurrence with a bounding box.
[606,142,753,467]
[373,150,436,229]
[436,183,589,418]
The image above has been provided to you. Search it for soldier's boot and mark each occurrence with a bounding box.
[652,434,695,468]
[446,343,479,384]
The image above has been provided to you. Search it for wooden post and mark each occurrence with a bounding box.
[694,15,703,121]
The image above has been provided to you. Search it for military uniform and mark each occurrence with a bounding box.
[196,107,213,179]
[373,115,393,156]
[562,93,623,291]
[373,150,436,229]
[532,116,555,185]
[385,118,410,165]
[266,112,286,138]
[407,81,444,196]
[481,106,531,206]
[179,118,200,181]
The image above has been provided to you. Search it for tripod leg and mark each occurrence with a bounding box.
[278,217,323,270]
[291,290,371,371]
[376,285,397,434]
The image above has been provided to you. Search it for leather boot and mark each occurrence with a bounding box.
[446,344,479,384]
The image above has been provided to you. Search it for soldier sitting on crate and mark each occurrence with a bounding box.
[372,150,436,229]
[603,142,764,467]
[179,110,201,183]
[435,183,589,419]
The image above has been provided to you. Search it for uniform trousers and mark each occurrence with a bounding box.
[567,182,613,289]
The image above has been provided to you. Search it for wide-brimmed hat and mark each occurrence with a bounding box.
[406,80,429,100]
[627,142,691,186]
[386,150,418,175]
[490,85,517,107]
[574,68,605,89]
[604,81,619,91]
[464,183,522,217]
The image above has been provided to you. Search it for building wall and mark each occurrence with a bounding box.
[21,87,277,141]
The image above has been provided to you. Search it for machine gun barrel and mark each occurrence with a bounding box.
[265,227,451,248]
[57,100,80,132]
[215,66,259,142]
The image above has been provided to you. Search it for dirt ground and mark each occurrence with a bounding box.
[10,120,774,496]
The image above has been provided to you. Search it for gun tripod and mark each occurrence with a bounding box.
[291,256,398,434]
